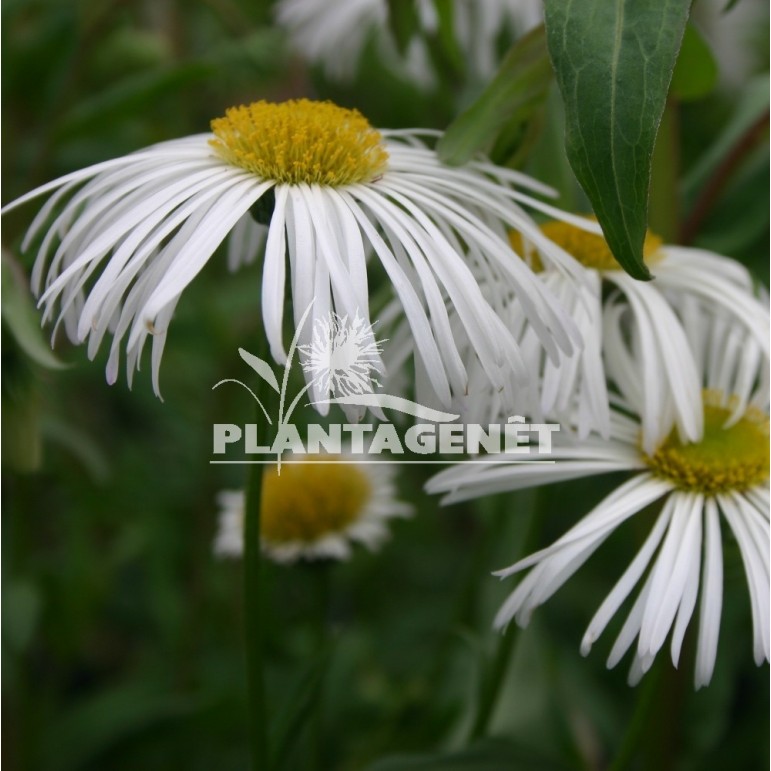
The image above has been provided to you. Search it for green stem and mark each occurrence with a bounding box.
[467,488,541,740]
[609,630,694,771]
[469,624,519,740]
[243,339,278,771]
[244,460,269,770]
[311,564,332,770]
[649,100,680,243]
[607,663,663,771]
[680,108,770,245]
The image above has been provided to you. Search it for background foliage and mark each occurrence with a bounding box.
[2,0,769,769]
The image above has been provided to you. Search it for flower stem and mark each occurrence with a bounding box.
[609,631,693,771]
[244,460,269,770]
[467,488,540,740]
[311,563,332,770]
[607,663,663,771]
[468,624,519,740]
[649,100,680,243]
[681,107,770,245]
[243,339,278,771]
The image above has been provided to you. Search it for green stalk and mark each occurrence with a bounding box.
[467,488,541,740]
[243,339,277,771]
[244,461,268,770]
[607,662,663,771]
[468,624,519,740]
[609,630,694,771]
[311,563,332,771]
[649,100,680,243]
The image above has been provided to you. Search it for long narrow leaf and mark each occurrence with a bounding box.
[544,0,692,280]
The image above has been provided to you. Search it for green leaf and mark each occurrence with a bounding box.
[366,738,573,771]
[1,252,66,370]
[437,26,552,166]
[544,0,692,280]
[670,24,718,101]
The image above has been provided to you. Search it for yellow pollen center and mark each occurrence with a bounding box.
[643,393,769,494]
[210,99,389,186]
[260,458,372,544]
[509,218,664,272]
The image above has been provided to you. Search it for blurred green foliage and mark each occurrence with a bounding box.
[2,1,769,770]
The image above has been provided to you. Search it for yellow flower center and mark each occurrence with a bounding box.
[210,99,389,186]
[509,218,664,272]
[643,393,769,494]
[261,458,372,544]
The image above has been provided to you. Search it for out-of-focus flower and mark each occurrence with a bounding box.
[275,0,542,84]
[214,456,412,563]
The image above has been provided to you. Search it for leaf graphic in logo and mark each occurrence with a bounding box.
[238,347,280,393]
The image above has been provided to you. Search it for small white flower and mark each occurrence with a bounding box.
[3,99,584,412]
[214,455,412,564]
[427,310,770,688]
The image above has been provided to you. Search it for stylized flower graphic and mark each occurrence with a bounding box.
[299,312,385,398]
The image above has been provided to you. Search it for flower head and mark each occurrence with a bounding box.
[503,218,770,449]
[214,456,412,563]
[427,309,770,687]
[3,98,582,413]
[210,100,389,186]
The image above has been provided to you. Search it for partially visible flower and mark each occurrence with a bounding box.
[427,310,770,688]
[506,219,770,450]
[3,98,583,411]
[275,0,542,85]
[214,456,412,563]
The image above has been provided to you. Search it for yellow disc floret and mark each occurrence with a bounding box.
[210,99,389,186]
[644,392,769,494]
[261,458,372,544]
[509,218,664,272]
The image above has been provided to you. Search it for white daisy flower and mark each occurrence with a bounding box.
[214,455,412,563]
[427,311,770,688]
[275,0,542,84]
[3,98,585,409]
[507,220,770,450]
